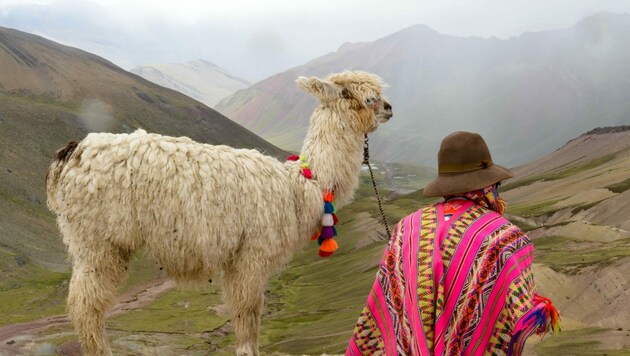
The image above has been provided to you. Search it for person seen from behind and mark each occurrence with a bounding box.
[347,131,560,355]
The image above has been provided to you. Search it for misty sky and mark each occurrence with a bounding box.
[1,0,630,80]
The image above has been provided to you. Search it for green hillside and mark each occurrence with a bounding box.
[4,137,629,355]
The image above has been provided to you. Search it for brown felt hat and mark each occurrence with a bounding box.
[423,131,513,197]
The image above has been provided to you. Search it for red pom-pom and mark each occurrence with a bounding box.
[287,155,300,161]
[310,230,320,240]
[318,249,334,258]
[332,213,339,225]
[302,168,312,179]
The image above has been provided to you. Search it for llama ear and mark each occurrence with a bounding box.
[296,76,342,101]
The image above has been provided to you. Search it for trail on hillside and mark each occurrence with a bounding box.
[0,278,175,347]
[380,162,415,196]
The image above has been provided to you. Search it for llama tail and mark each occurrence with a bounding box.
[46,140,79,213]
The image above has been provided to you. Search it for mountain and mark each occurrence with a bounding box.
[505,125,630,231]
[130,60,251,108]
[216,12,630,166]
[0,26,286,274]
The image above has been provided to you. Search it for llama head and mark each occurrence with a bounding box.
[296,71,392,133]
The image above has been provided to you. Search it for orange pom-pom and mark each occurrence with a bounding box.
[310,230,320,240]
[319,238,338,253]
[323,191,335,202]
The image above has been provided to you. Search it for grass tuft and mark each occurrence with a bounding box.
[606,177,630,194]
[502,154,618,191]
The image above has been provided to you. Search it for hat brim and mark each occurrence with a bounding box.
[423,164,514,197]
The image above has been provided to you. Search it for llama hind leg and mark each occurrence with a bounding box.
[67,246,130,356]
[222,269,266,356]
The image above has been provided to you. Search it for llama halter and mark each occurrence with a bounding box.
[287,154,339,257]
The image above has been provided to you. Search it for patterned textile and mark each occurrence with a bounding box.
[347,200,559,355]
[447,184,506,215]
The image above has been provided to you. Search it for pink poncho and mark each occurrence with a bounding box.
[347,199,559,355]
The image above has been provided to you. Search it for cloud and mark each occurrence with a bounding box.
[2,0,630,80]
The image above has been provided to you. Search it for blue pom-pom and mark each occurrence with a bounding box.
[324,202,335,214]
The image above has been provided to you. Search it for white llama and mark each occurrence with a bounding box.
[46,71,392,356]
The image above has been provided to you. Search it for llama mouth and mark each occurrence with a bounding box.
[378,112,393,123]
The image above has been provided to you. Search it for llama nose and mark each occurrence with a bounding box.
[384,101,392,111]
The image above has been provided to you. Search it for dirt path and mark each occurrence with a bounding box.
[0,278,175,344]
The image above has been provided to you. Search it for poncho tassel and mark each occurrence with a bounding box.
[525,294,561,337]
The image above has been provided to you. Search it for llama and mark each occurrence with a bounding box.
[46,71,392,356]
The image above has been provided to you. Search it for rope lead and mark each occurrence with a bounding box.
[363,134,391,239]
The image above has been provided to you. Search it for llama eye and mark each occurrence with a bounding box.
[341,88,351,99]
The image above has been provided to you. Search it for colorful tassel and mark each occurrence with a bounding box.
[534,294,561,335]
[286,154,340,258]
[524,294,561,338]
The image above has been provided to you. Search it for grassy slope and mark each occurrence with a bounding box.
[0,248,69,325]
[502,149,630,354]
[3,150,629,354]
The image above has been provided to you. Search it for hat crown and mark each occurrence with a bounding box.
[422,131,514,197]
[438,131,493,173]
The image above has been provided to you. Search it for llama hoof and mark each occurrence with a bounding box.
[235,344,258,356]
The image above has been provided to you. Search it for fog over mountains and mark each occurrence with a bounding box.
[131,60,251,108]
[216,12,630,166]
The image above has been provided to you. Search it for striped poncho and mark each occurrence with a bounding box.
[347,199,559,355]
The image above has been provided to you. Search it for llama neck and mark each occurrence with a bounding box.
[300,109,364,209]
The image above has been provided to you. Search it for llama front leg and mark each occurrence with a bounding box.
[222,270,266,356]
[67,246,129,356]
